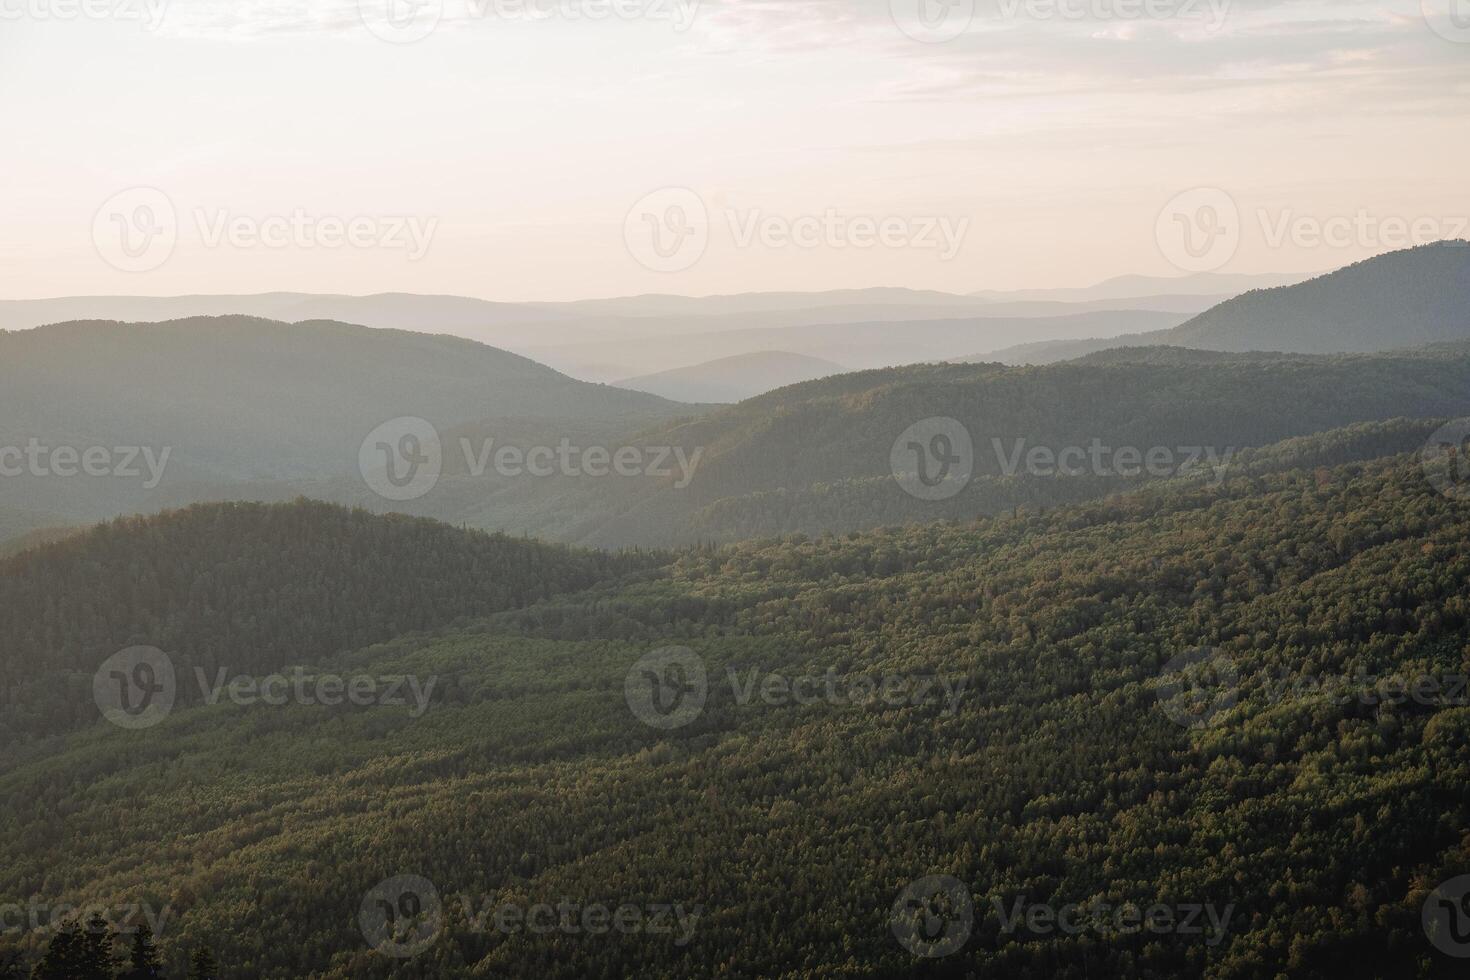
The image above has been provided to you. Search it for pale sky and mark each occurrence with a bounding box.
[2,0,1467,300]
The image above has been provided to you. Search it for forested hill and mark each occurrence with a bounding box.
[0,316,693,535]
[1,447,1468,977]
[1164,240,1470,353]
[0,499,659,742]
[985,242,1470,364]
[578,345,1470,545]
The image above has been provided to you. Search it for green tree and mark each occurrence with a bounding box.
[118,923,163,980]
[186,947,216,980]
[32,914,116,980]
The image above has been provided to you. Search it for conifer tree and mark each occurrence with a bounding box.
[186,947,217,980]
[118,923,163,980]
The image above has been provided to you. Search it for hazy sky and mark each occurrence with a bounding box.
[2,0,1467,300]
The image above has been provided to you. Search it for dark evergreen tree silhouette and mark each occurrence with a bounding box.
[30,916,113,980]
[118,923,164,980]
[187,947,217,980]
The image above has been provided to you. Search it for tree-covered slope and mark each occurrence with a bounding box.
[0,499,658,742]
[985,243,1470,364]
[1164,241,1470,353]
[1,445,1468,977]
[576,346,1470,546]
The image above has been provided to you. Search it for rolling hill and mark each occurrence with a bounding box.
[986,243,1470,364]
[0,499,656,743]
[0,316,693,535]
[565,345,1470,547]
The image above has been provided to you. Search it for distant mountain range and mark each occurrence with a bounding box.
[528,309,1190,380]
[614,351,846,404]
[986,242,1470,363]
[969,269,1313,304]
[0,274,1292,383]
[5,250,1467,550]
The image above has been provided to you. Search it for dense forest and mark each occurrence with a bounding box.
[0,500,660,744]
[578,345,1470,546]
[1,436,1468,977]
